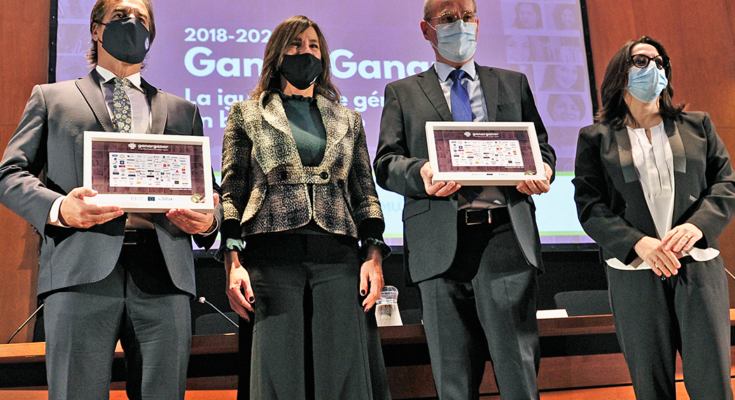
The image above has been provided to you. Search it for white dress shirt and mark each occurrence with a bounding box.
[434,61,506,209]
[606,121,718,270]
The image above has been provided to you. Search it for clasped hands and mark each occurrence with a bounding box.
[420,161,553,196]
[633,223,703,278]
[59,187,218,234]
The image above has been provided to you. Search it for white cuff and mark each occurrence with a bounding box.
[47,196,70,227]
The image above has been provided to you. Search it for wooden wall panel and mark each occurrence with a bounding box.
[0,0,49,343]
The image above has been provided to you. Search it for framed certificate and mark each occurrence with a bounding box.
[425,122,546,186]
[83,132,214,213]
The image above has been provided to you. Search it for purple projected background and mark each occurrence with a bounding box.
[57,0,594,245]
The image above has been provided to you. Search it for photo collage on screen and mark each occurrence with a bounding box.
[499,0,594,173]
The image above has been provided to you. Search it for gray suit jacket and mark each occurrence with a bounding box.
[0,70,223,297]
[573,112,735,264]
[374,64,556,283]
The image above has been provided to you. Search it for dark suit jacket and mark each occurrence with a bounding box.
[0,70,223,297]
[573,112,735,264]
[373,64,556,283]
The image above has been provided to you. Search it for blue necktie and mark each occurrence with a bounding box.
[449,69,482,203]
[449,69,472,122]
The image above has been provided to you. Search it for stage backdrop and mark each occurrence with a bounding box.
[56,0,596,246]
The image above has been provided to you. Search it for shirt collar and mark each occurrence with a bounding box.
[434,59,477,83]
[96,65,144,92]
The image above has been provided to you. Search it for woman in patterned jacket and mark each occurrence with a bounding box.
[218,15,391,400]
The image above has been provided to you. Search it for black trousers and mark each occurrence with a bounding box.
[418,215,540,400]
[607,257,733,400]
[43,238,191,400]
[243,233,390,400]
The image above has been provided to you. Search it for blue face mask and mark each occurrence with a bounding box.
[430,20,477,63]
[627,64,668,103]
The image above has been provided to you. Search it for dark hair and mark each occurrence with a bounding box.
[87,0,157,66]
[597,36,684,128]
[251,16,340,103]
[513,2,542,29]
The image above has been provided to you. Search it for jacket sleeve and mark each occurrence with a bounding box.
[373,83,428,198]
[684,113,735,248]
[348,111,388,240]
[0,85,63,237]
[191,104,223,250]
[573,127,646,264]
[520,73,556,182]
[218,102,252,244]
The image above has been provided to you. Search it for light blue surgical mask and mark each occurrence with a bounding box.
[429,20,477,63]
[627,64,668,103]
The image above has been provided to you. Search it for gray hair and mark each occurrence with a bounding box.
[423,0,477,21]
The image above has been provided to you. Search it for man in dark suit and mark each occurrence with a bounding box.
[373,0,555,398]
[0,0,222,398]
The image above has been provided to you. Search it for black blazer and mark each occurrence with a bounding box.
[573,112,735,265]
[373,64,556,283]
[0,70,223,296]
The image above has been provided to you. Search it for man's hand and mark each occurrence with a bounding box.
[516,163,552,195]
[59,187,124,228]
[166,193,219,234]
[421,162,461,197]
[634,236,680,277]
[224,250,254,321]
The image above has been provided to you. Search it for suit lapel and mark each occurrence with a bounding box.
[665,117,689,222]
[316,95,348,164]
[75,70,114,132]
[257,93,302,168]
[417,67,452,121]
[142,78,167,135]
[476,64,498,122]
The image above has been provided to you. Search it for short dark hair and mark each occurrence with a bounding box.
[87,0,157,66]
[251,15,340,103]
[597,36,684,129]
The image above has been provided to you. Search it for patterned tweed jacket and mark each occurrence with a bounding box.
[221,91,385,239]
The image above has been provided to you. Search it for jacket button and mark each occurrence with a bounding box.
[279,171,288,180]
[320,171,329,180]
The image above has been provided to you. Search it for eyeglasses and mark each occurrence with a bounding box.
[630,54,669,70]
[427,11,478,25]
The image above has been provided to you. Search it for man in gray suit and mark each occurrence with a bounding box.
[0,0,222,398]
[374,0,555,398]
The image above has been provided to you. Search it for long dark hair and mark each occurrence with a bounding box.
[597,36,684,129]
[250,16,340,102]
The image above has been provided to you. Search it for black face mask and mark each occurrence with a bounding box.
[100,17,150,64]
[279,53,323,90]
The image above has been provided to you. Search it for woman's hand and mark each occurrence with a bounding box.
[224,250,255,321]
[360,245,385,312]
[661,223,703,255]
[634,236,680,277]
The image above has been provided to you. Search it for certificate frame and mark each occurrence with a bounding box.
[83,131,214,213]
[425,121,546,186]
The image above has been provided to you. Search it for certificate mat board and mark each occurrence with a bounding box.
[83,132,214,213]
[426,122,546,186]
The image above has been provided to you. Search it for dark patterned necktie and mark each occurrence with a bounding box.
[113,77,132,133]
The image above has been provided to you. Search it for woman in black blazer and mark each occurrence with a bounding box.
[573,36,735,400]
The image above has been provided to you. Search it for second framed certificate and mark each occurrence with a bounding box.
[83,132,214,213]
[425,122,546,186]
